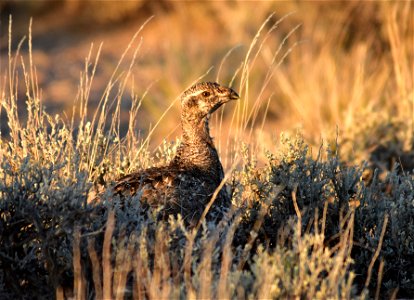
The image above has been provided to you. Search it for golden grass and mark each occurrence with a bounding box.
[2,2,412,166]
[1,2,413,298]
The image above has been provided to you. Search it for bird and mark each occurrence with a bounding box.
[113,82,239,226]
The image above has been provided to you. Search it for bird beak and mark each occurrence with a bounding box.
[219,87,239,103]
[210,87,240,114]
[229,88,240,101]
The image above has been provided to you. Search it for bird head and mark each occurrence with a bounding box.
[181,82,239,119]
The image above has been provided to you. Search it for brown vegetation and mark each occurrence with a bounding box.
[0,1,413,299]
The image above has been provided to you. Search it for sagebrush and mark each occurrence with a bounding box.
[1,6,413,300]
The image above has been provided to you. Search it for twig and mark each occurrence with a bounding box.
[364,214,388,289]
[103,210,116,299]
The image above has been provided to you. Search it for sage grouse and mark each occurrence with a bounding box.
[114,82,239,226]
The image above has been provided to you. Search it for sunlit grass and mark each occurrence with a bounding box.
[0,2,413,299]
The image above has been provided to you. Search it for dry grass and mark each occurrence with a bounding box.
[1,2,413,299]
[1,2,412,160]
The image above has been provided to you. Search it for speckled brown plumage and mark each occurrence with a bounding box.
[113,82,239,226]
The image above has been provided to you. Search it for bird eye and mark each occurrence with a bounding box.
[202,91,210,97]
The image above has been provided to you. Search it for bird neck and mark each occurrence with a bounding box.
[181,115,213,146]
[172,115,224,180]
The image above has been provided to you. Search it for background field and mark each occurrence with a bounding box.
[1,1,411,160]
[0,1,413,299]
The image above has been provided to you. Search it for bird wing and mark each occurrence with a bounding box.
[114,166,217,214]
[113,166,178,205]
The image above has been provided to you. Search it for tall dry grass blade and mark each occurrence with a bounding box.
[215,44,242,157]
[217,214,240,299]
[133,252,144,300]
[148,225,172,299]
[90,17,152,129]
[246,24,301,140]
[73,227,85,300]
[74,42,102,134]
[114,235,135,300]
[183,231,196,299]
[55,286,64,300]
[108,38,143,140]
[194,157,240,233]
[160,237,172,300]
[103,210,115,299]
[238,184,284,271]
[133,231,150,300]
[364,214,388,290]
[216,44,242,84]
[239,13,275,128]
[198,233,217,300]
[328,212,354,294]
[78,18,152,180]
[292,186,302,221]
[136,66,213,159]
[27,18,37,103]
[389,288,399,300]
[87,238,103,300]
[387,2,414,145]
[148,231,161,298]
[375,259,385,300]
[5,16,26,148]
